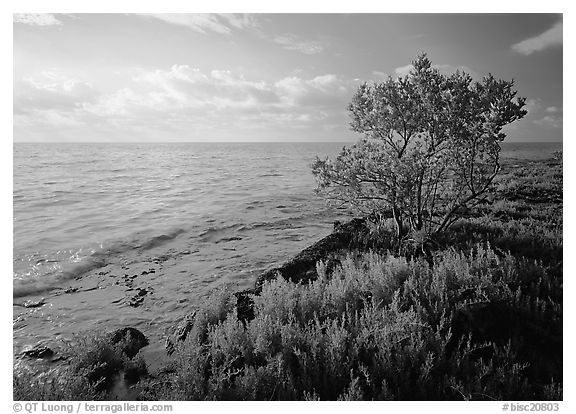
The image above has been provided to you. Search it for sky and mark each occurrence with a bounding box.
[13,13,563,143]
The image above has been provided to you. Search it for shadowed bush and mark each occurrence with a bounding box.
[137,246,561,400]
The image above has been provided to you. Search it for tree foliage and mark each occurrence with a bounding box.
[312,54,527,238]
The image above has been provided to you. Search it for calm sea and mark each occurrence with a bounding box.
[12,141,562,359]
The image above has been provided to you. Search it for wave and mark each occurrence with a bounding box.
[135,228,187,250]
[13,255,107,298]
[13,227,190,298]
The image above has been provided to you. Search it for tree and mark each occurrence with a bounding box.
[312,54,527,239]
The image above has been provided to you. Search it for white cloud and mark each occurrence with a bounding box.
[272,34,326,55]
[518,99,562,130]
[15,66,355,140]
[371,71,389,80]
[524,98,541,115]
[14,71,96,114]
[25,71,93,95]
[512,21,563,55]
[14,13,62,26]
[105,67,347,114]
[137,13,257,35]
[394,64,413,77]
[219,14,258,30]
[533,115,562,129]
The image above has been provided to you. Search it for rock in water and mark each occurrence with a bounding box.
[108,327,149,358]
[15,298,47,308]
[21,344,54,359]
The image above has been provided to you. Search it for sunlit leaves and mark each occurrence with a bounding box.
[313,53,527,236]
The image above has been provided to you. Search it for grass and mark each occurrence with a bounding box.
[13,157,562,401]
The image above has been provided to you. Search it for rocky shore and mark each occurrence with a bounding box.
[164,217,373,351]
[16,217,374,393]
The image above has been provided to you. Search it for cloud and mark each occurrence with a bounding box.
[82,66,350,118]
[512,21,562,55]
[15,66,356,141]
[272,34,326,55]
[14,71,96,113]
[137,13,257,35]
[533,115,562,129]
[371,71,389,80]
[513,98,562,131]
[394,64,413,77]
[14,13,62,26]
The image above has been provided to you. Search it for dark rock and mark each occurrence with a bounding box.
[324,257,342,276]
[64,287,78,294]
[123,364,146,385]
[127,296,144,307]
[218,236,243,243]
[17,298,46,308]
[235,290,256,325]
[226,218,370,324]
[126,287,152,307]
[254,217,368,290]
[165,311,197,356]
[22,345,54,359]
[109,327,149,358]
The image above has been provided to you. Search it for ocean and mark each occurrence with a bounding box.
[12,141,562,362]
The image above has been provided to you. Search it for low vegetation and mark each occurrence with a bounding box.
[14,157,562,401]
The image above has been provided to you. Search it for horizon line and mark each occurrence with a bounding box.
[12,140,564,144]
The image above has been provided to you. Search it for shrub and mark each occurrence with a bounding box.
[138,246,560,400]
[312,54,527,238]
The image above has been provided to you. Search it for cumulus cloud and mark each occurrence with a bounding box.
[394,64,413,77]
[14,13,62,26]
[15,65,355,140]
[137,13,257,35]
[14,71,96,114]
[512,20,563,55]
[82,66,351,120]
[272,34,326,55]
[371,71,389,80]
[533,115,562,129]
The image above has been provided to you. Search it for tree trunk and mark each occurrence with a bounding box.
[392,205,404,239]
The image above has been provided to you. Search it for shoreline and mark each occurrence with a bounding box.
[13,155,563,400]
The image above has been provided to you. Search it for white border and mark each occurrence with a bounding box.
[3,2,572,412]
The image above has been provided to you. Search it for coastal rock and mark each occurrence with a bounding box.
[165,310,197,356]
[109,327,149,358]
[227,218,370,325]
[254,217,369,290]
[15,298,47,308]
[126,287,152,307]
[235,290,256,324]
[21,344,54,359]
